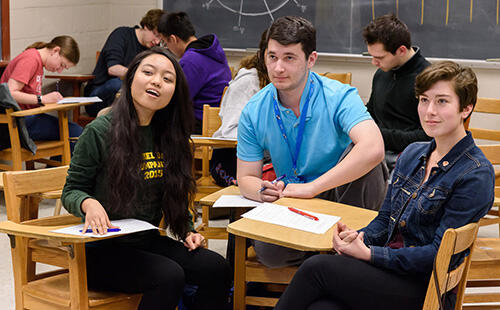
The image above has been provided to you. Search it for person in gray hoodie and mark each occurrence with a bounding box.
[158,11,232,133]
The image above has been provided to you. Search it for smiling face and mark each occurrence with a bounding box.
[45,47,74,73]
[131,53,176,125]
[265,39,316,94]
[418,80,472,141]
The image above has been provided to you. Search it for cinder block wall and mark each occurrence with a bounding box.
[10,0,159,74]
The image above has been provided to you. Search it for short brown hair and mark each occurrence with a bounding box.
[266,16,316,59]
[362,14,411,54]
[140,9,165,30]
[415,61,478,114]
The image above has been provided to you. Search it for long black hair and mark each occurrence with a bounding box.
[106,46,196,239]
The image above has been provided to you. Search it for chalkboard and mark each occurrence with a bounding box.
[163,0,500,60]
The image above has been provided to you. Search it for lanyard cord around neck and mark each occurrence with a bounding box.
[272,79,314,177]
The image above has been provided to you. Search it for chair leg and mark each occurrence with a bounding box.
[53,199,62,216]
[234,235,247,310]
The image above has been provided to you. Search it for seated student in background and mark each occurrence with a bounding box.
[209,29,270,187]
[1,35,82,146]
[158,11,232,133]
[275,61,495,310]
[84,9,164,117]
[62,47,231,310]
[237,16,387,268]
[363,14,431,172]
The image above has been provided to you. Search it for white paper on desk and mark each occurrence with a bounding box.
[190,135,237,141]
[242,203,340,234]
[57,96,103,104]
[50,218,157,238]
[213,195,263,208]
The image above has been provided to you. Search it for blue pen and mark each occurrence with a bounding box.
[79,228,121,233]
[259,174,286,193]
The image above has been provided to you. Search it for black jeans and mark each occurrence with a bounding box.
[275,254,430,310]
[85,233,231,310]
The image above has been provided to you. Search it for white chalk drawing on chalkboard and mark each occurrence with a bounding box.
[202,0,307,34]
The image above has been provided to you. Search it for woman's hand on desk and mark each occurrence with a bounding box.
[42,91,63,104]
[81,198,118,235]
[184,232,206,251]
[333,222,371,262]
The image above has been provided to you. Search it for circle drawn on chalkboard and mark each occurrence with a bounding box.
[203,0,307,34]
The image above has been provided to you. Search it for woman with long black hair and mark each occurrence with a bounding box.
[62,47,231,310]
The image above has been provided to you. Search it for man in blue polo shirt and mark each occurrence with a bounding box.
[237,16,387,268]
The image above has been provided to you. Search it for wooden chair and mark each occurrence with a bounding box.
[463,98,500,235]
[475,144,500,234]
[0,106,72,171]
[0,167,142,309]
[318,72,352,85]
[464,236,500,309]
[194,103,232,240]
[422,223,479,309]
[228,197,378,309]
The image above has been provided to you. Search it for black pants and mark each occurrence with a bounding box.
[275,254,430,310]
[85,233,231,310]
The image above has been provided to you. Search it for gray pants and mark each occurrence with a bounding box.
[253,143,389,268]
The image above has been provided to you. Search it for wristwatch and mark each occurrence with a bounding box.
[37,95,42,105]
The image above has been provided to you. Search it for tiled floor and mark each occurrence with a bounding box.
[0,193,498,309]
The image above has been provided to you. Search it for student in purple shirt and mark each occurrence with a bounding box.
[158,11,231,133]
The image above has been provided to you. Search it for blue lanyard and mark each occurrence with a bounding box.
[272,79,314,177]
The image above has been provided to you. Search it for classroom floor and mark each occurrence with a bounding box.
[0,194,498,309]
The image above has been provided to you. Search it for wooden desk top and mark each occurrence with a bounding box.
[199,185,240,206]
[190,137,237,148]
[45,74,95,81]
[0,217,97,244]
[10,101,93,117]
[227,197,377,252]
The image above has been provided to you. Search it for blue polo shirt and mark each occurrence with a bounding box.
[237,71,371,184]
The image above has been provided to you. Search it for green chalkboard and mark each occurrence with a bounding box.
[163,0,500,60]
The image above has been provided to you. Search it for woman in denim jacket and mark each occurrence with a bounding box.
[275,61,495,310]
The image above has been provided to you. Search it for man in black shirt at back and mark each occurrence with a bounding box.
[363,14,431,172]
[84,9,164,117]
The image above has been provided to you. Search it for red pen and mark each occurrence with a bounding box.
[288,207,319,221]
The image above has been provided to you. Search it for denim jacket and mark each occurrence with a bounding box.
[361,132,494,275]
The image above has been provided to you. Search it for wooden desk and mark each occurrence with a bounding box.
[45,74,95,126]
[2,101,93,169]
[10,101,92,117]
[228,198,377,309]
[197,186,241,239]
[199,185,240,207]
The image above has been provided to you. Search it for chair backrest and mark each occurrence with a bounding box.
[319,72,352,85]
[464,97,500,141]
[423,222,479,310]
[202,102,223,137]
[3,166,69,222]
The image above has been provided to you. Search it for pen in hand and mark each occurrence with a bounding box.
[80,228,121,233]
[259,174,286,193]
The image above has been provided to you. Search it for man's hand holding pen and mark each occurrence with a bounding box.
[258,174,286,202]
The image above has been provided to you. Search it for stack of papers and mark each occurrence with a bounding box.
[57,96,102,104]
[50,218,157,238]
[213,195,262,208]
[241,203,341,234]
